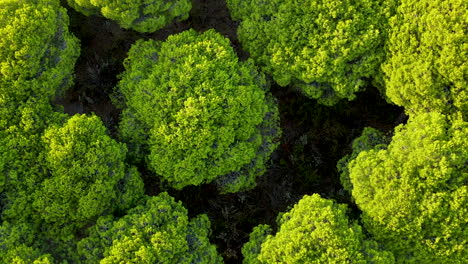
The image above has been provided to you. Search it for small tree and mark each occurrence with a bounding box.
[226,0,395,105]
[117,29,280,193]
[382,0,467,116]
[0,0,79,103]
[66,0,192,33]
[78,192,223,263]
[345,112,468,263]
[242,194,394,263]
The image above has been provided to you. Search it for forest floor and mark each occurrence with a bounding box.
[54,0,406,262]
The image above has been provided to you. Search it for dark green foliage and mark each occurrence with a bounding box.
[117,29,280,193]
[77,192,222,263]
[242,194,394,263]
[226,0,394,105]
[382,0,468,116]
[66,0,192,33]
[345,112,468,263]
[0,0,79,103]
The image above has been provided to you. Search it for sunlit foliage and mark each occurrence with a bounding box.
[117,29,280,193]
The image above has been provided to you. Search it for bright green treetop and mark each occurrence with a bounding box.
[77,192,223,264]
[242,194,394,263]
[66,0,191,33]
[0,222,54,264]
[382,0,468,116]
[0,99,66,220]
[226,0,394,105]
[117,29,280,193]
[29,114,144,235]
[0,0,79,103]
[346,112,468,263]
[1,113,143,239]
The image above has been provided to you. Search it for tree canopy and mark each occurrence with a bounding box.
[77,192,222,263]
[1,114,144,241]
[34,114,143,233]
[382,0,468,116]
[117,29,280,193]
[226,0,394,105]
[242,194,394,263]
[345,112,468,263]
[1,0,466,262]
[0,222,54,264]
[66,0,192,33]
[0,0,79,104]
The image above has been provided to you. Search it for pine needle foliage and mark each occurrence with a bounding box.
[345,112,468,263]
[117,29,280,193]
[242,194,394,263]
[66,0,192,33]
[0,0,79,104]
[226,0,395,105]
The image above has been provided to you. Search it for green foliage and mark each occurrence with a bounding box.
[382,0,468,116]
[226,0,394,105]
[242,194,394,263]
[30,114,143,234]
[241,225,271,264]
[66,0,192,33]
[0,222,54,264]
[0,99,66,220]
[117,29,280,192]
[337,127,390,194]
[0,0,79,103]
[346,112,468,263]
[2,113,143,241]
[78,192,223,263]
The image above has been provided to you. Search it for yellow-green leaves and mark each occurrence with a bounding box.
[78,193,222,263]
[382,0,468,116]
[32,114,143,234]
[346,112,468,263]
[242,194,394,263]
[117,29,280,192]
[227,0,394,105]
[67,0,192,33]
[0,222,55,264]
[0,0,79,103]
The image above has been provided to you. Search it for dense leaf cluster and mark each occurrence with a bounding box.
[78,192,222,263]
[0,0,466,263]
[344,113,467,263]
[226,0,394,105]
[117,29,280,193]
[66,0,192,33]
[382,0,468,116]
[242,194,394,263]
[0,0,79,104]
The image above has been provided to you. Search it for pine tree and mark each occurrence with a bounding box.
[382,0,467,116]
[345,112,468,263]
[226,0,395,105]
[117,29,280,193]
[242,194,394,263]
